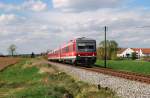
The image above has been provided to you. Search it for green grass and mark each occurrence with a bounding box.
[0,58,120,98]
[0,59,43,83]
[96,60,150,75]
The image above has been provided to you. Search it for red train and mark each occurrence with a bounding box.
[48,37,97,65]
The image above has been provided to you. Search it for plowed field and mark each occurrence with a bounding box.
[0,57,20,71]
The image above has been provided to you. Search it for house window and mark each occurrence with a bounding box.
[126,53,130,58]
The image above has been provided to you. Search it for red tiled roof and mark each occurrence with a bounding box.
[132,48,150,54]
[131,48,141,52]
[141,48,150,54]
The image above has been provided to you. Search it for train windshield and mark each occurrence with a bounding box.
[77,42,96,52]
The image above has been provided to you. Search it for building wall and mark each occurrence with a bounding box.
[143,54,150,57]
[117,48,150,58]
[117,48,134,57]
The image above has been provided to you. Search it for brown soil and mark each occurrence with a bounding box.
[0,57,20,71]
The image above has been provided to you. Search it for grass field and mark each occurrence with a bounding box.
[0,58,119,98]
[96,60,150,75]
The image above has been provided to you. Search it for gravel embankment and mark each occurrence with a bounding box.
[49,62,150,98]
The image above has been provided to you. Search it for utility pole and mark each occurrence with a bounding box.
[104,26,107,68]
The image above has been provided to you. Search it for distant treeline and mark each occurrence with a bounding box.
[0,54,43,58]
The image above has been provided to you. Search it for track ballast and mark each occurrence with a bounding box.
[49,62,150,84]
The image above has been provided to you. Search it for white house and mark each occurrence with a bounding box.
[117,48,150,58]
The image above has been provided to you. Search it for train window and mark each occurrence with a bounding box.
[78,45,94,52]
[70,44,73,52]
[62,48,65,53]
[88,46,94,49]
[77,42,95,52]
[63,48,65,53]
[66,46,69,52]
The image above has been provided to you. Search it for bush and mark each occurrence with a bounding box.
[132,52,137,60]
[142,57,150,62]
[111,53,117,60]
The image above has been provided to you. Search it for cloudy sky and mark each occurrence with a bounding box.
[0,0,150,54]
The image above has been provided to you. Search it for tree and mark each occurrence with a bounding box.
[31,52,35,58]
[109,40,118,60]
[132,52,137,60]
[8,44,17,56]
[98,40,110,59]
[98,40,118,60]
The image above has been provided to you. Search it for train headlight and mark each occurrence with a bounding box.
[78,54,80,56]
[93,53,95,56]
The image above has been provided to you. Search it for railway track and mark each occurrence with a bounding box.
[81,66,150,84]
[49,62,150,84]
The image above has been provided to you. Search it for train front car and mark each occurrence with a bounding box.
[75,37,97,65]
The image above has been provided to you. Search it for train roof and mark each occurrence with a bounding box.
[75,37,95,41]
[48,37,96,54]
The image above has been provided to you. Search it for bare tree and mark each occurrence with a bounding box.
[8,44,17,56]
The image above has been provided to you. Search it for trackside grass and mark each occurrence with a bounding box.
[0,58,120,98]
[96,60,150,75]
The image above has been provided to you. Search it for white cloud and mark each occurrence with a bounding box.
[31,9,150,47]
[0,3,21,11]
[23,0,47,12]
[31,2,47,12]
[53,0,127,12]
[0,0,47,12]
[0,1,150,54]
[0,14,16,22]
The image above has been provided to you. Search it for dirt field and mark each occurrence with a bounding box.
[0,57,20,71]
